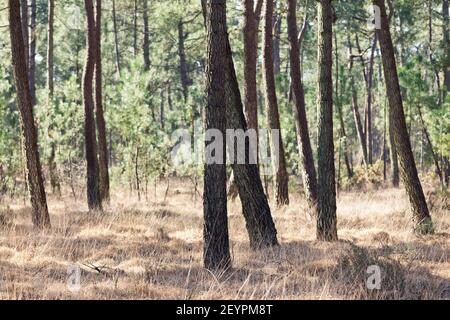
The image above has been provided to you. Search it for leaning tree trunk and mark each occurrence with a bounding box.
[374,0,433,234]
[287,0,318,208]
[203,0,231,271]
[225,33,278,249]
[262,0,289,206]
[95,0,110,203]
[83,0,102,211]
[9,0,51,229]
[316,0,337,241]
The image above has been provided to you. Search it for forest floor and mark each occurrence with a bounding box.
[0,178,449,300]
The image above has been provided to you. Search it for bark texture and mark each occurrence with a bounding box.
[287,0,318,208]
[83,0,102,211]
[9,0,51,229]
[95,0,110,203]
[375,0,433,234]
[262,0,289,206]
[316,0,337,241]
[203,0,231,271]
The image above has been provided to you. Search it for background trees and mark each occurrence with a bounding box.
[1,0,448,235]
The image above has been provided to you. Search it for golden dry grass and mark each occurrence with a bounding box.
[0,178,448,300]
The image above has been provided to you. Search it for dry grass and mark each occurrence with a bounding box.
[0,178,448,300]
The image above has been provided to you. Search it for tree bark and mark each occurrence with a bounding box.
[29,0,36,106]
[243,0,261,149]
[316,0,337,241]
[83,0,102,211]
[95,0,110,203]
[203,0,231,271]
[272,1,281,76]
[287,0,318,208]
[112,0,121,76]
[262,0,289,206]
[443,0,450,95]
[224,32,278,249]
[9,0,51,229]
[366,34,377,165]
[178,20,191,103]
[20,0,29,70]
[347,34,368,166]
[375,0,432,234]
[143,0,151,70]
[334,32,352,179]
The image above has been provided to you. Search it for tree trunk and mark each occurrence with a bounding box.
[316,0,337,241]
[29,0,36,106]
[203,0,231,271]
[272,1,281,76]
[287,0,318,208]
[83,0,102,211]
[95,0,110,203]
[178,20,191,103]
[375,0,432,234]
[243,0,261,153]
[347,34,368,166]
[112,0,121,76]
[9,0,51,229]
[443,0,450,95]
[20,0,29,70]
[334,32,353,179]
[47,0,54,101]
[143,0,150,70]
[133,0,138,57]
[224,33,278,249]
[262,0,289,206]
[366,34,377,165]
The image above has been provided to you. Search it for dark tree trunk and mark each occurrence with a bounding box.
[272,1,281,76]
[143,0,150,71]
[20,0,29,70]
[224,33,278,249]
[203,0,231,271]
[83,0,102,211]
[375,0,432,234]
[9,0,51,229]
[443,0,450,95]
[112,0,121,76]
[243,0,261,149]
[95,0,110,203]
[316,0,337,241]
[29,0,36,106]
[287,0,318,208]
[262,0,289,206]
